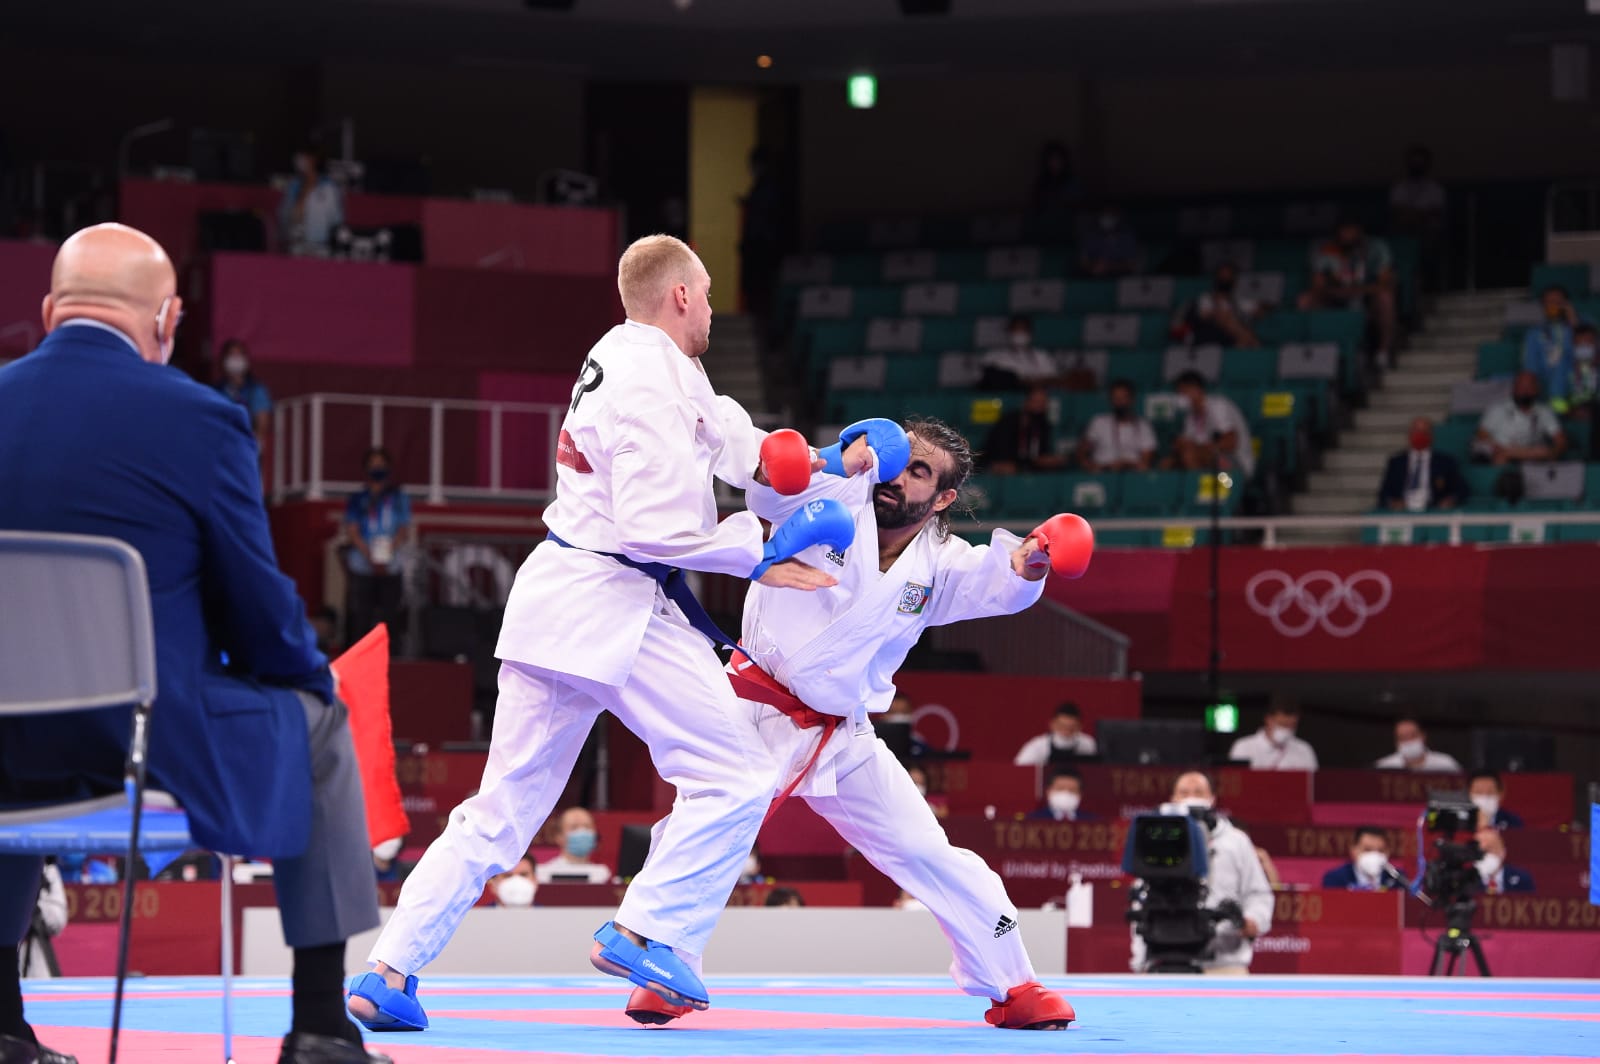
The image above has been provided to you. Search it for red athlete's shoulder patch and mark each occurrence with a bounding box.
[557,429,593,473]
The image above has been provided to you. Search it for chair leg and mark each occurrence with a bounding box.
[220,855,235,1064]
[109,759,149,1064]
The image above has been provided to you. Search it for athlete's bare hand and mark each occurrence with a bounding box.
[1011,535,1050,581]
[841,435,874,477]
[756,559,838,590]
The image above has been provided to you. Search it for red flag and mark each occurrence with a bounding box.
[332,624,410,847]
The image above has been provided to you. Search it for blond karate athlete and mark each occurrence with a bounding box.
[347,236,856,1030]
[625,418,1085,1031]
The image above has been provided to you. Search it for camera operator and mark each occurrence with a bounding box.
[1131,771,1274,974]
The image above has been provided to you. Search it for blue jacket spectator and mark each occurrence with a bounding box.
[1378,418,1467,511]
[1521,285,1581,402]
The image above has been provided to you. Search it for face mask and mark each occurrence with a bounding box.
[1111,403,1132,419]
[1471,794,1499,819]
[1268,724,1294,746]
[564,827,597,860]
[1047,790,1081,817]
[1409,429,1432,451]
[1215,276,1236,294]
[1099,213,1118,232]
[1514,393,1537,409]
[1009,331,1032,349]
[1576,344,1596,362]
[1356,850,1389,880]
[1397,738,1425,761]
[742,854,760,879]
[368,467,389,482]
[494,874,535,908]
[1545,304,1564,321]
[223,354,249,377]
[1182,797,1213,814]
[1475,853,1502,880]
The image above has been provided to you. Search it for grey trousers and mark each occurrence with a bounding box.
[5,690,379,953]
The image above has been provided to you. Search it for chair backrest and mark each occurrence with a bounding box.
[0,532,156,715]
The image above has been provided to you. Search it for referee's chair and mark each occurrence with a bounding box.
[0,531,237,1064]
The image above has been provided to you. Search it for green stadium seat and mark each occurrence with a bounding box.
[1178,470,1242,517]
[1252,310,1305,347]
[1033,315,1082,349]
[1475,341,1520,379]
[809,321,867,359]
[1553,522,1600,542]
[1119,471,1184,516]
[1530,263,1591,298]
[1462,465,1513,510]
[963,473,1006,522]
[919,316,972,354]
[883,354,940,393]
[1000,473,1066,519]
[957,282,1011,316]
[1221,347,1281,387]
[1137,313,1173,349]
[1095,529,1158,548]
[1460,523,1511,544]
[1432,421,1476,463]
[1064,281,1118,314]
[1108,350,1166,395]
[1057,472,1118,516]
[940,250,988,282]
[1306,310,1366,355]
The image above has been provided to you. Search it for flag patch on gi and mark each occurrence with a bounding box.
[897,581,933,615]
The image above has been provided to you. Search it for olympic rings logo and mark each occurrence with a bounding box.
[1244,569,1393,638]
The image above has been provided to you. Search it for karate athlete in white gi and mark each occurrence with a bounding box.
[347,235,857,1030]
[624,417,1088,1031]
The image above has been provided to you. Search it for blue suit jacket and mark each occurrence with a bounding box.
[0,324,330,856]
[1493,865,1537,894]
[1377,449,1468,510]
[1322,862,1406,891]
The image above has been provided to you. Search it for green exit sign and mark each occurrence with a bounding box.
[848,74,877,109]
[1205,702,1239,734]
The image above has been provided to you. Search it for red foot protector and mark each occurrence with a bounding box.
[760,428,815,496]
[984,981,1076,1030]
[1028,513,1095,579]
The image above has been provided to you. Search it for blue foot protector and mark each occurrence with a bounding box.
[589,921,710,1011]
[346,970,429,1032]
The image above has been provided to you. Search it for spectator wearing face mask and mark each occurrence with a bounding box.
[1168,370,1254,478]
[487,856,537,907]
[1374,717,1461,773]
[978,314,1058,391]
[535,807,611,885]
[739,848,765,885]
[1521,286,1579,403]
[1176,263,1265,349]
[1473,371,1567,466]
[1322,826,1406,890]
[1079,206,1141,277]
[982,385,1066,473]
[1467,768,1523,830]
[1131,771,1273,974]
[1474,828,1534,894]
[1013,703,1098,766]
[1228,704,1318,771]
[1378,417,1467,512]
[214,338,272,451]
[1078,379,1158,472]
[342,445,414,647]
[1027,766,1093,822]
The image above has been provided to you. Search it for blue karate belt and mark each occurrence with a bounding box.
[545,532,744,652]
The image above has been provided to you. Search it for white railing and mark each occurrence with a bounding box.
[951,509,1600,547]
[271,393,567,505]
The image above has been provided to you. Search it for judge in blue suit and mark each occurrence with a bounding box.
[0,225,385,1064]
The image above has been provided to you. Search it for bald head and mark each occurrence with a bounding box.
[44,223,180,365]
[617,234,712,356]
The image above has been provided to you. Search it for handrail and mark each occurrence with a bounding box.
[950,508,1600,547]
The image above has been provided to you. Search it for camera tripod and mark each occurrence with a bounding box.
[1429,898,1491,977]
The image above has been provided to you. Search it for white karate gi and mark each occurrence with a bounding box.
[657,456,1049,1000]
[370,320,779,974]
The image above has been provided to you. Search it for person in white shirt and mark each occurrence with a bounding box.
[1170,370,1254,478]
[1374,717,1462,773]
[1078,379,1158,472]
[1229,705,1318,771]
[536,807,611,885]
[978,314,1059,391]
[1013,703,1098,766]
[623,418,1078,1031]
[349,235,845,1030]
[1131,772,1273,974]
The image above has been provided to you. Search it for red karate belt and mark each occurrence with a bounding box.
[727,651,840,823]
